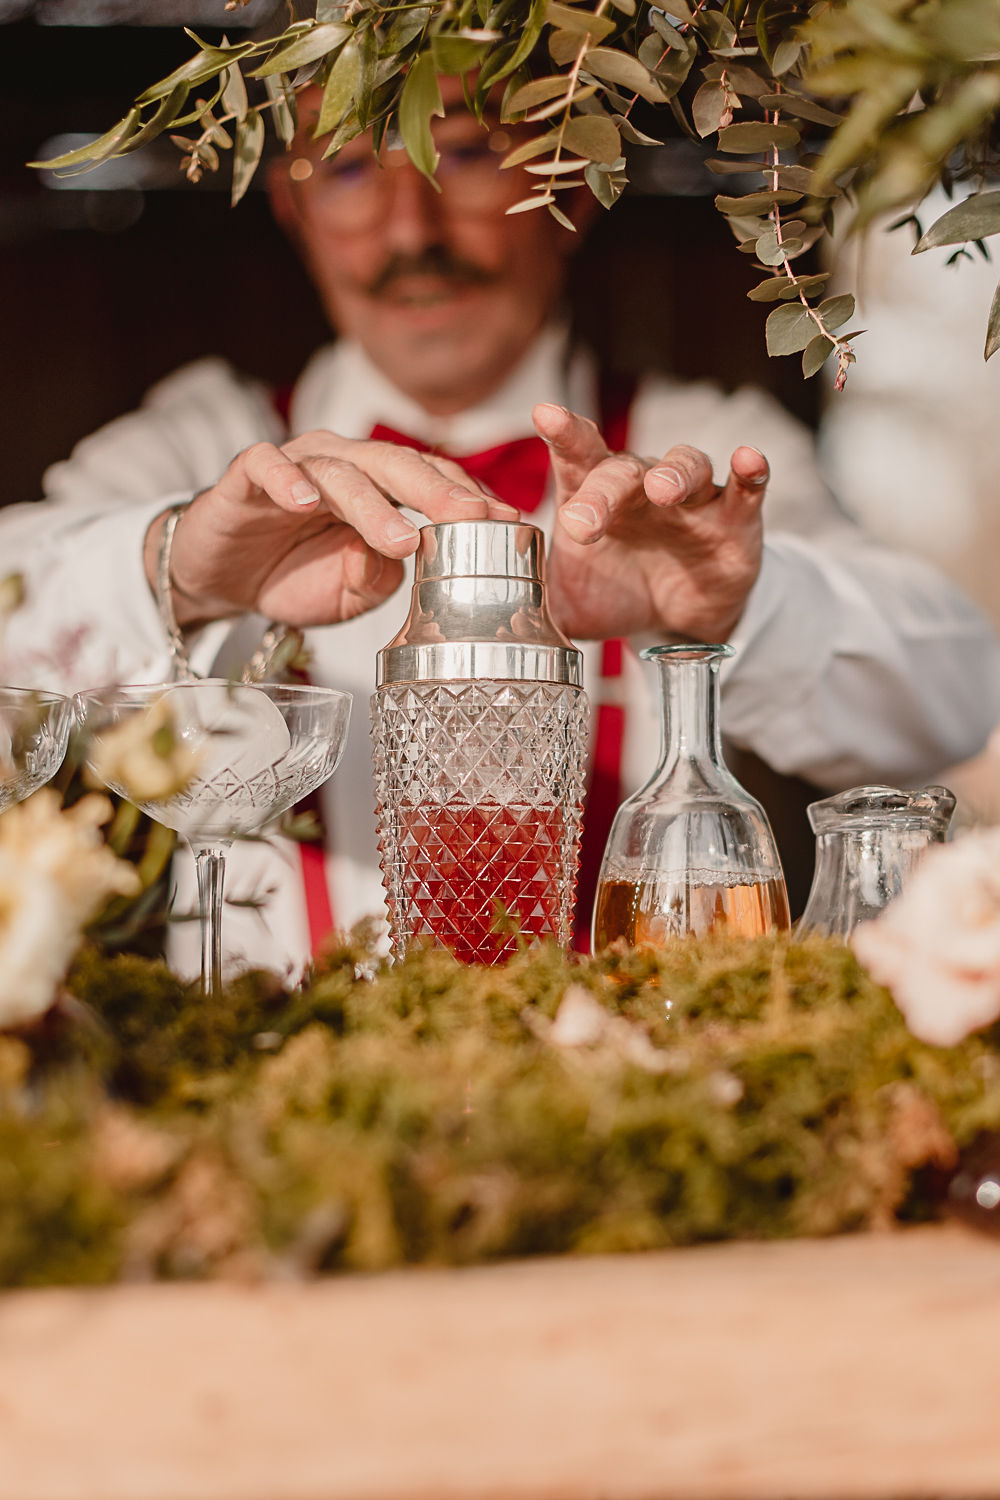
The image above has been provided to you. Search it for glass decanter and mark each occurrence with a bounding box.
[592,643,789,948]
[371,520,589,964]
[797,783,955,941]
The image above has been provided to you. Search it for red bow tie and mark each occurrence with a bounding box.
[369,424,551,512]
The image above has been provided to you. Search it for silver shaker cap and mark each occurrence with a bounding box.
[375,520,583,686]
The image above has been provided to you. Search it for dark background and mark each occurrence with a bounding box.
[0,16,819,509]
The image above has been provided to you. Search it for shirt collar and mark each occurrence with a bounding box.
[290,324,596,450]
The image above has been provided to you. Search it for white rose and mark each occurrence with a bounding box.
[0,790,141,1029]
[851,828,1000,1047]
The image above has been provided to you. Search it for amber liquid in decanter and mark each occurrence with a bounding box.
[594,869,790,948]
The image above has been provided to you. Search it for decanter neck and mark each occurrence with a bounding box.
[645,644,732,778]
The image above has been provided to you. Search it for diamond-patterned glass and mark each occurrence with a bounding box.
[372,681,589,963]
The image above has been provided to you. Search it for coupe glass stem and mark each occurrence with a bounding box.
[192,841,230,995]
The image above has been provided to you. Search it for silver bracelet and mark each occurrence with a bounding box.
[155,503,195,681]
[155,502,298,686]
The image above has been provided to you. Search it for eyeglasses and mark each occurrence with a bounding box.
[290,131,520,232]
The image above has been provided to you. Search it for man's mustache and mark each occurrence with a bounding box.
[364,248,496,298]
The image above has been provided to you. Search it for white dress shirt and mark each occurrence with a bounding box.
[4,327,999,977]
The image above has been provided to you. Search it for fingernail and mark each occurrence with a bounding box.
[385,516,419,544]
[649,467,685,498]
[493,502,520,519]
[448,486,485,504]
[537,403,568,419]
[563,502,600,530]
[291,481,320,505]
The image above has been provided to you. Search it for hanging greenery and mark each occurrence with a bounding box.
[28,0,1000,385]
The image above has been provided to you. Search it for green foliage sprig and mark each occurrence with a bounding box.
[3,930,1000,1287]
[29,0,1000,380]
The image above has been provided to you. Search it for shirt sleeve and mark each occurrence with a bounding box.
[0,359,281,691]
[627,375,1000,787]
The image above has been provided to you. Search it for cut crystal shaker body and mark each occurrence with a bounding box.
[370,521,590,963]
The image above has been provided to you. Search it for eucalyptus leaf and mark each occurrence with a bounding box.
[747,275,796,301]
[778,273,830,299]
[585,157,627,206]
[546,2,616,39]
[549,28,585,66]
[500,129,560,168]
[232,109,265,207]
[757,92,844,128]
[715,189,803,215]
[608,0,636,15]
[802,335,834,378]
[507,74,572,112]
[583,47,667,103]
[523,157,589,173]
[508,191,555,211]
[701,60,767,96]
[766,303,817,356]
[316,39,362,137]
[399,51,444,179]
[548,201,578,229]
[252,23,352,77]
[717,121,801,154]
[525,84,598,121]
[816,293,855,331]
[706,157,770,175]
[915,191,1000,252]
[616,116,663,147]
[692,80,728,139]
[986,278,1000,362]
[696,11,736,48]
[563,112,621,162]
[771,38,801,75]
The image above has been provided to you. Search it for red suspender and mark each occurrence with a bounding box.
[573,377,633,951]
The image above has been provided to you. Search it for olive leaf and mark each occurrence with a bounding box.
[232,109,265,207]
[317,39,362,137]
[221,64,248,125]
[252,23,352,78]
[398,52,445,180]
[28,108,140,171]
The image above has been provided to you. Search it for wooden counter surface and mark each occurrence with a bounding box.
[2,1224,999,1500]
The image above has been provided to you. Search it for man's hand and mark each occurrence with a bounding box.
[144,431,515,630]
[532,403,768,643]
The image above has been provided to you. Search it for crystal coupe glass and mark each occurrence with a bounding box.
[0,686,73,811]
[592,644,790,948]
[77,680,352,992]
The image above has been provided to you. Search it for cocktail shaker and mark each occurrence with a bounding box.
[371,520,590,963]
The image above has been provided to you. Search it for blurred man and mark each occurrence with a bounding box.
[4,79,999,974]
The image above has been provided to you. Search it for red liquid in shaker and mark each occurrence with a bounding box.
[399,801,568,963]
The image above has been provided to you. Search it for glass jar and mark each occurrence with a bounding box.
[592,643,790,948]
[797,783,956,940]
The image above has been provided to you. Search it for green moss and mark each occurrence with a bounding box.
[3,932,999,1288]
